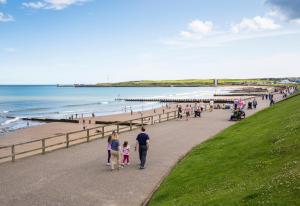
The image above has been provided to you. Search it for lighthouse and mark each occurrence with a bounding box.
[214,79,218,87]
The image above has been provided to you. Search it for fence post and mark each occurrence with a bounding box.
[117,124,119,133]
[66,133,69,148]
[130,120,132,131]
[141,118,144,127]
[167,112,169,121]
[151,116,154,125]
[87,129,90,142]
[11,145,15,162]
[159,114,161,123]
[102,126,105,138]
[42,139,45,154]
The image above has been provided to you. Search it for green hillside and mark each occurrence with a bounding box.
[149,94,300,206]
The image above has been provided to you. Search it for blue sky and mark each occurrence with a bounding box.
[0,0,300,84]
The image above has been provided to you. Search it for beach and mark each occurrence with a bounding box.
[0,85,267,162]
[0,92,283,206]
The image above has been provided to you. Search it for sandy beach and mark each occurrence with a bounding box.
[0,93,282,206]
[0,91,276,164]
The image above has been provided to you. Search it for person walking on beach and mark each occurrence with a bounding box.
[122,141,130,166]
[135,127,150,169]
[106,135,112,166]
[110,131,121,171]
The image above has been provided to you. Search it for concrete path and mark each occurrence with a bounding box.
[0,98,274,206]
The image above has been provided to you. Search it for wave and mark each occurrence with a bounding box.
[9,107,51,113]
[7,101,113,114]
[63,101,111,108]
[0,117,20,126]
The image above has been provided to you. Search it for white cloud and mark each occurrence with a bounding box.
[0,0,6,4]
[162,16,300,48]
[22,0,90,10]
[0,12,14,22]
[188,20,213,34]
[231,16,280,33]
[179,20,213,39]
[22,2,46,9]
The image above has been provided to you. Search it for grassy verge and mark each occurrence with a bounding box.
[149,94,300,206]
[95,79,278,87]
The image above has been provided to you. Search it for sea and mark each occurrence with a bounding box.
[0,85,231,135]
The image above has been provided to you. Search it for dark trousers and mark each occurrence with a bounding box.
[123,155,129,164]
[139,145,148,167]
[107,150,111,163]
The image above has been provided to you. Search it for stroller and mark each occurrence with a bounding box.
[230,110,246,121]
[247,101,253,109]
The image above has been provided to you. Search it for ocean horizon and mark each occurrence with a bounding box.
[0,85,231,134]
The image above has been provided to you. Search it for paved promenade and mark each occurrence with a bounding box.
[0,98,274,206]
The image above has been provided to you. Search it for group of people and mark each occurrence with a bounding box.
[233,98,258,111]
[261,93,275,106]
[106,127,150,171]
[177,103,205,120]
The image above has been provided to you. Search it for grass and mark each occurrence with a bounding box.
[149,94,300,206]
[96,79,214,87]
[95,79,276,87]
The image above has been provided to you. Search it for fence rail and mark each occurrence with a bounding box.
[0,110,179,164]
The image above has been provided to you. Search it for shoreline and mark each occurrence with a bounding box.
[0,85,276,146]
[0,93,285,206]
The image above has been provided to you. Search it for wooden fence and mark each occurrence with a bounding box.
[0,110,179,164]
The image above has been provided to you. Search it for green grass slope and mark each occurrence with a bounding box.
[95,78,277,87]
[149,94,300,206]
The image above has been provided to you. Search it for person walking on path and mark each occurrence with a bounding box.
[253,99,258,109]
[185,105,191,121]
[122,141,130,166]
[110,131,121,171]
[177,105,182,119]
[106,135,112,166]
[135,127,150,169]
[209,100,214,112]
[233,99,238,110]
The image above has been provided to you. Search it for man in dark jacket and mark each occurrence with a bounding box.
[135,127,150,169]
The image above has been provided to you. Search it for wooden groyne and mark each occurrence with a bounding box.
[6,116,79,123]
[115,98,253,103]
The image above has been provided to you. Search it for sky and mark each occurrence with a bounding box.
[0,0,300,84]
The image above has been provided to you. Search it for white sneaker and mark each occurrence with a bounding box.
[106,162,111,166]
